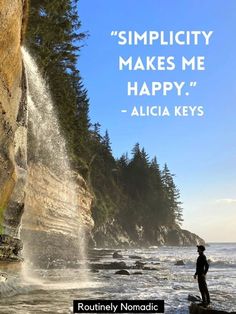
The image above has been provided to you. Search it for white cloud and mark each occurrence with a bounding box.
[215,198,236,204]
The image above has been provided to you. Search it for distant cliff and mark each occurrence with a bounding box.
[92,219,205,248]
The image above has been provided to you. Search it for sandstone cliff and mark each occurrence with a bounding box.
[0,0,27,241]
[0,0,94,265]
[21,163,93,266]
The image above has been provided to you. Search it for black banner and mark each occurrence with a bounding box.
[73,300,164,313]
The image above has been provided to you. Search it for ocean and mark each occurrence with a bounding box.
[0,243,235,314]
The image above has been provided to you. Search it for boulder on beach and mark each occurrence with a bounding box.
[90,269,99,273]
[115,269,130,275]
[134,261,145,269]
[129,255,142,259]
[175,260,185,266]
[188,294,201,302]
[91,261,128,270]
[113,251,123,259]
[111,261,127,269]
[143,266,158,270]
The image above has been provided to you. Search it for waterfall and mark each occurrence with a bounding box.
[20,47,88,278]
[22,47,71,173]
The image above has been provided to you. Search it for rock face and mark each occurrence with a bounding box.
[21,163,93,266]
[23,164,93,236]
[93,219,133,248]
[0,234,23,261]
[0,0,28,246]
[92,221,205,248]
[0,0,94,265]
[156,226,205,246]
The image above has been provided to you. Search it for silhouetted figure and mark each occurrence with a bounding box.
[194,245,210,306]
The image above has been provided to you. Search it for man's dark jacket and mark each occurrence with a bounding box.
[195,253,209,276]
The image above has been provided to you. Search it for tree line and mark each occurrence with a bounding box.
[25,0,183,244]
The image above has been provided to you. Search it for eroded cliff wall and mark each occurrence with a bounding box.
[0,0,94,264]
[21,163,93,266]
[0,0,28,242]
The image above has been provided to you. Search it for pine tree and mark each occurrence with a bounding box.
[161,164,183,226]
[102,130,112,153]
[26,0,90,169]
[26,1,185,243]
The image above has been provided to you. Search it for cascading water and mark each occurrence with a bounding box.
[22,46,73,178]
[20,47,88,280]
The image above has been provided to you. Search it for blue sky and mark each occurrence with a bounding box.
[77,0,236,242]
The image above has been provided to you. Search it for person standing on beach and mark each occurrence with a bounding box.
[194,245,210,306]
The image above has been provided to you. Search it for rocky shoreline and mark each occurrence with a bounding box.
[189,303,236,314]
[0,247,235,314]
[0,225,205,267]
[0,235,23,262]
[89,249,235,314]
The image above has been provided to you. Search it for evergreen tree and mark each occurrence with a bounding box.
[26,0,90,168]
[26,1,185,244]
[102,130,112,153]
[127,143,150,198]
[161,164,183,226]
[147,157,165,224]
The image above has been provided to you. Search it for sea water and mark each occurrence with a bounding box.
[0,243,235,314]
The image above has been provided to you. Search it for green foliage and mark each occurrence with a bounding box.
[115,144,183,243]
[26,0,90,168]
[162,163,183,226]
[26,0,184,244]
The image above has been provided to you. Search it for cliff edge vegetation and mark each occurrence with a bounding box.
[25,0,204,247]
